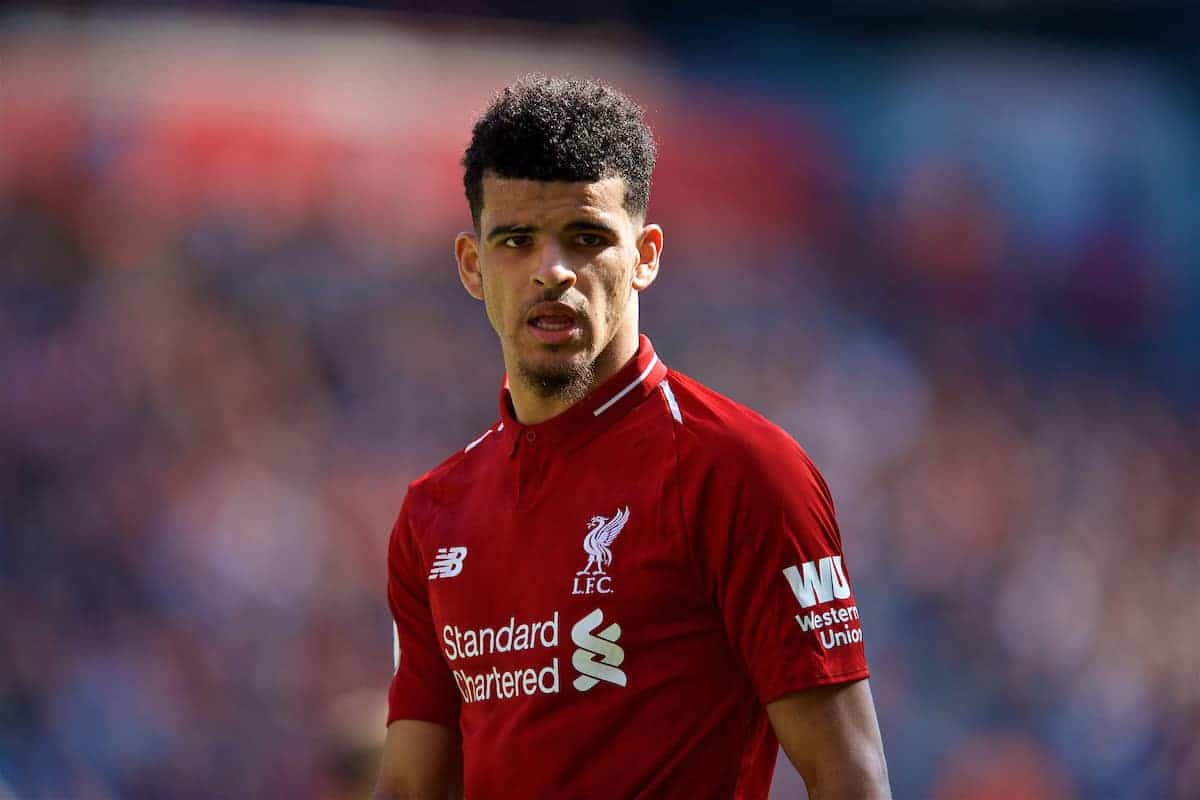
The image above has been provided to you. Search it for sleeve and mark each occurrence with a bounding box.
[688,429,870,705]
[385,489,462,727]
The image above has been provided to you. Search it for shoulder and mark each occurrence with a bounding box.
[399,420,507,516]
[665,369,823,487]
[664,371,843,565]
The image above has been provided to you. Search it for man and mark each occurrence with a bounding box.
[374,75,891,799]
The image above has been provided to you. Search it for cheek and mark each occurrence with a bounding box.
[599,267,633,322]
[479,278,505,333]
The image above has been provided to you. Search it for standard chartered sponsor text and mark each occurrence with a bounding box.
[453,661,561,703]
[794,604,864,650]
[442,613,559,660]
[443,613,560,704]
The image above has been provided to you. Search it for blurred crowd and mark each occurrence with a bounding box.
[2,10,1198,799]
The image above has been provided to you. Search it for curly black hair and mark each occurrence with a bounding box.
[463,74,657,231]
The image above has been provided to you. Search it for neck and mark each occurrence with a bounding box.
[506,326,640,426]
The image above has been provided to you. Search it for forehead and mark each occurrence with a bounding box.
[479,174,629,228]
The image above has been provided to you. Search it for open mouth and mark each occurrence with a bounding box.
[530,315,575,331]
[526,302,582,344]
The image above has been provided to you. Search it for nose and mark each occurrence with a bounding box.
[532,242,577,291]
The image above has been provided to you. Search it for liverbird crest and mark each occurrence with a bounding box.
[577,506,630,576]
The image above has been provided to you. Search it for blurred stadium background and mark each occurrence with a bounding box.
[2,3,1199,798]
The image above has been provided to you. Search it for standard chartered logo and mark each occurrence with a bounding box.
[440,608,627,702]
[571,608,626,691]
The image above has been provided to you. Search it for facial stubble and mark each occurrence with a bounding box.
[518,348,597,404]
[495,274,630,406]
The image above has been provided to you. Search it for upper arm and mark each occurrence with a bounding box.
[385,493,462,725]
[378,492,464,798]
[766,678,891,799]
[372,719,462,800]
[685,427,870,703]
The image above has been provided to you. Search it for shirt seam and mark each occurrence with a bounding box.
[665,375,706,598]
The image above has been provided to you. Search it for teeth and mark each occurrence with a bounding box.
[533,317,573,330]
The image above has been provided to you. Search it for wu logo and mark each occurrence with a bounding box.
[782,556,851,608]
[572,506,629,596]
[428,546,468,580]
[571,608,626,691]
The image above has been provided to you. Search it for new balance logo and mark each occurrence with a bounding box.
[428,546,468,580]
[571,608,626,691]
[782,556,851,608]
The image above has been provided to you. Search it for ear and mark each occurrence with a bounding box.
[632,223,663,292]
[456,232,485,301]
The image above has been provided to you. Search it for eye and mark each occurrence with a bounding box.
[501,235,532,249]
[574,232,605,248]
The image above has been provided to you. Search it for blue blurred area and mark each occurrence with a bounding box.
[1,7,1198,799]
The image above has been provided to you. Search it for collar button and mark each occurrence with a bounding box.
[525,431,537,443]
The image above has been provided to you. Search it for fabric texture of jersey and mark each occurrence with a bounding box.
[386,336,870,799]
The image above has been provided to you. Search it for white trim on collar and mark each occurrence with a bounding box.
[660,380,683,424]
[593,354,660,417]
[463,427,494,453]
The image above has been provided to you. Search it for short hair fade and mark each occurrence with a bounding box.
[463,74,657,230]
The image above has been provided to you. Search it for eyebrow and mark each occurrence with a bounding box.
[485,224,536,242]
[563,220,619,238]
[485,219,619,243]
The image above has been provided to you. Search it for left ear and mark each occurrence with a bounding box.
[632,223,663,291]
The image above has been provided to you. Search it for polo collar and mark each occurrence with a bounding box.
[497,335,668,456]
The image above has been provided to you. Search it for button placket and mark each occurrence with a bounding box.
[515,429,548,510]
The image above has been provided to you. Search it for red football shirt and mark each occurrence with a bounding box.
[386,336,869,799]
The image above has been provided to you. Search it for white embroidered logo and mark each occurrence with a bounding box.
[783,556,863,650]
[572,506,629,595]
[571,608,626,691]
[428,546,468,580]
[782,555,851,608]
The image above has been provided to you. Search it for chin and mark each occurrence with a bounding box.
[527,347,587,372]
[524,330,590,356]
[516,344,596,395]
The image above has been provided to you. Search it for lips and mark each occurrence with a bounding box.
[526,302,582,344]
[526,301,580,326]
[530,315,575,331]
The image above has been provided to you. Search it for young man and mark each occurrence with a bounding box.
[374,75,891,799]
